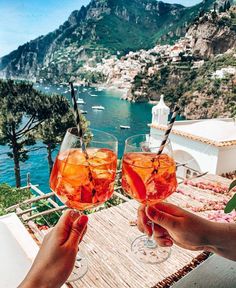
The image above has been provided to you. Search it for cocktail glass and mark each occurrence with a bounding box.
[50,128,118,280]
[122,134,177,264]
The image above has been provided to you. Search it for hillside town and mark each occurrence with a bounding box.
[80,5,236,100]
[82,35,195,92]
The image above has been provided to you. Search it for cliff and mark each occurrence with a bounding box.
[0,0,215,82]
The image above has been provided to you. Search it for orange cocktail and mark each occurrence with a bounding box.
[121,134,177,264]
[122,153,177,205]
[50,148,117,210]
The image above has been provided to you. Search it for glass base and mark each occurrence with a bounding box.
[67,251,88,282]
[131,235,171,264]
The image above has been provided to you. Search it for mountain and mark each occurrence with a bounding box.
[101,6,235,119]
[0,0,216,82]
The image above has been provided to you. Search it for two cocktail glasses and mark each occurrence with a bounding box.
[50,128,177,280]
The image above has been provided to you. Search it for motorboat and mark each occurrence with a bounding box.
[120,125,131,129]
[90,94,97,97]
[92,105,105,110]
[77,98,85,105]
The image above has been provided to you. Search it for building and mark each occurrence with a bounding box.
[149,97,236,178]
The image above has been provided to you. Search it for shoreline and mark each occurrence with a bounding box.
[75,81,130,99]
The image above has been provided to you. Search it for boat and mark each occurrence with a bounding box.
[120,125,131,129]
[92,105,105,110]
[77,98,85,104]
[90,94,97,97]
[80,110,88,114]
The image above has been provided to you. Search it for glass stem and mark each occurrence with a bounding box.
[145,222,157,249]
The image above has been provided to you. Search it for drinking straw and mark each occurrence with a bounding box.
[157,105,180,155]
[69,81,88,158]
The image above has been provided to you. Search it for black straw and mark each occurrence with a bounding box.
[69,82,88,158]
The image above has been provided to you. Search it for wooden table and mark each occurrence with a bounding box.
[71,174,232,288]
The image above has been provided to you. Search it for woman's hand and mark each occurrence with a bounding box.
[19,210,88,288]
[138,202,236,261]
[138,203,216,251]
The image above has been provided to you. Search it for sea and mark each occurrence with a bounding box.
[0,84,153,192]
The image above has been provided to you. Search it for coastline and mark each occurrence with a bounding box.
[75,81,130,100]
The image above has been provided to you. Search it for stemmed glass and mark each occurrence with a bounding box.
[121,134,177,264]
[50,128,118,281]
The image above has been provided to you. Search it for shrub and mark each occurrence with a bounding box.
[0,184,31,215]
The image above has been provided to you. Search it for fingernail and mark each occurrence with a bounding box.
[165,240,173,247]
[78,215,88,227]
[147,206,156,218]
[70,210,81,220]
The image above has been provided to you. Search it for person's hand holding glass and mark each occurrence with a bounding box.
[50,128,118,280]
[121,134,177,263]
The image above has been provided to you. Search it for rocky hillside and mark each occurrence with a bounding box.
[115,6,236,119]
[180,53,236,119]
[186,4,236,58]
[0,0,215,82]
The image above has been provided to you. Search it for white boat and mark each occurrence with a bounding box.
[92,105,105,111]
[120,125,131,129]
[77,98,85,105]
[90,94,97,97]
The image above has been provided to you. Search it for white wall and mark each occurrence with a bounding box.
[150,128,219,174]
[216,146,236,174]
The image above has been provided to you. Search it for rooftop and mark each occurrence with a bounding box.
[151,119,236,147]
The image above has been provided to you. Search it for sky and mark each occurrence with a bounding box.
[0,0,202,57]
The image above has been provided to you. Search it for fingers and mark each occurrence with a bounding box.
[137,205,152,237]
[55,210,81,244]
[152,224,173,247]
[152,202,186,217]
[153,224,169,238]
[146,205,178,230]
[154,236,173,247]
[67,215,88,247]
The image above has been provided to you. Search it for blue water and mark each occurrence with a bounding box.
[0,84,153,191]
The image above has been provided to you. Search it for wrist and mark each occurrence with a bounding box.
[204,221,236,256]
[18,277,46,288]
[18,273,53,288]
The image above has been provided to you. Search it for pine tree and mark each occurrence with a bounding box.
[224,1,227,12]
[219,6,224,13]
[0,80,73,187]
[0,80,52,186]
[226,1,231,11]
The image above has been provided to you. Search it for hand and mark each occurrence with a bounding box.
[137,203,214,251]
[19,210,88,288]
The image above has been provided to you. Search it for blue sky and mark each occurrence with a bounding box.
[0,0,202,57]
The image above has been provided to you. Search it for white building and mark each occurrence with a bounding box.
[150,97,236,178]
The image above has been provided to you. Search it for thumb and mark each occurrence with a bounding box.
[146,206,178,230]
[67,215,88,247]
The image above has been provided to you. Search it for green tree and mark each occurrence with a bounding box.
[213,2,218,12]
[211,10,218,21]
[224,1,227,12]
[0,183,31,215]
[226,1,231,11]
[219,6,224,13]
[0,80,58,187]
